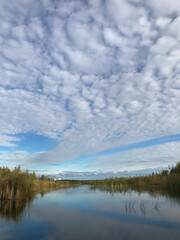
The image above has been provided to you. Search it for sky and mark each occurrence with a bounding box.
[0,0,180,180]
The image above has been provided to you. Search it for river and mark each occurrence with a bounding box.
[0,185,180,240]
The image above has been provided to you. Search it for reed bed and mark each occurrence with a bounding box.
[84,162,180,198]
[0,166,77,200]
[1,162,179,201]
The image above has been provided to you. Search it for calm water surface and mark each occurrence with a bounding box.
[0,185,180,240]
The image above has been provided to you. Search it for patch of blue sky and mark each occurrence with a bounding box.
[0,146,14,151]
[18,132,59,154]
[0,162,11,168]
[0,132,59,154]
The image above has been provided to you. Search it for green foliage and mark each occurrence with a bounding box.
[40,174,47,181]
[0,166,82,200]
[83,162,180,197]
[1,162,179,201]
[0,166,33,200]
[0,166,61,200]
[170,162,180,174]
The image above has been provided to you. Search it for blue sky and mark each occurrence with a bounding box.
[0,0,180,179]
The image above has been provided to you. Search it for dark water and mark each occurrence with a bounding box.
[0,185,180,240]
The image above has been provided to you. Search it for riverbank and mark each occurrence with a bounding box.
[1,162,180,200]
[0,166,79,200]
[82,162,180,197]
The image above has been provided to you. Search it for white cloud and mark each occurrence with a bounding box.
[151,36,177,54]
[89,142,180,172]
[0,0,180,175]
[0,135,20,147]
[143,0,180,16]
[0,150,29,167]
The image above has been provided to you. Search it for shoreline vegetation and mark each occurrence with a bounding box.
[0,162,179,223]
[0,162,180,201]
[82,162,180,198]
[0,166,79,200]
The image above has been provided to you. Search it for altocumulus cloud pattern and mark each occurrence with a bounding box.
[0,0,180,179]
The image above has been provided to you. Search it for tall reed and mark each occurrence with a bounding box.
[84,162,180,197]
[0,166,72,200]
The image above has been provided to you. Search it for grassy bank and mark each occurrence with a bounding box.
[1,162,180,200]
[0,166,78,200]
[83,162,180,197]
